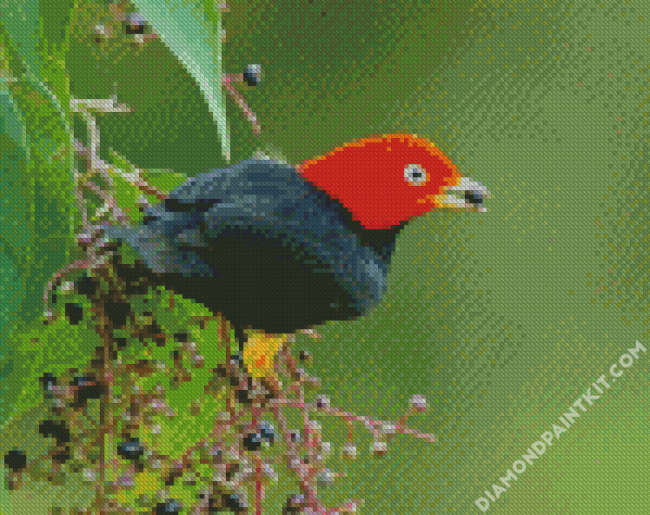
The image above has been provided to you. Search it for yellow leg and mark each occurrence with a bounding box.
[242,330,290,380]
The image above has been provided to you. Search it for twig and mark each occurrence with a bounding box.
[223,74,261,135]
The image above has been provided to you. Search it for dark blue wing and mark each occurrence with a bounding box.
[164,160,307,218]
[102,160,391,328]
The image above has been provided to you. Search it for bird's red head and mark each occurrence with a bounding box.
[297,134,490,230]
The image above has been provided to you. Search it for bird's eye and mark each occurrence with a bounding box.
[404,164,427,186]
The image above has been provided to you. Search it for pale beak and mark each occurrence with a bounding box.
[436,176,491,212]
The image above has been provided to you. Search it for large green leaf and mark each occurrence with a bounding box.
[0,46,31,350]
[0,0,40,80]
[0,27,75,429]
[131,0,230,161]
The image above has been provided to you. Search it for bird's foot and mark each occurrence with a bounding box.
[242,332,289,382]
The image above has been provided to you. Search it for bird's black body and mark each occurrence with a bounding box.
[102,160,408,347]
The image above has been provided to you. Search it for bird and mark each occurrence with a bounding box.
[94,134,490,379]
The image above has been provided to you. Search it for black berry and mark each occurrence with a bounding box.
[243,64,262,86]
[38,419,71,446]
[104,301,130,328]
[4,450,27,472]
[40,372,57,398]
[223,493,247,512]
[65,302,83,325]
[71,375,103,409]
[76,274,96,297]
[155,499,181,514]
[126,12,145,35]
[283,494,307,513]
[243,432,262,452]
[260,421,276,443]
[118,438,145,461]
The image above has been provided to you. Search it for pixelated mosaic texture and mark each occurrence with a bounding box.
[1,0,649,513]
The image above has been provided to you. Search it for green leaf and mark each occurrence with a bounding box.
[0,86,29,157]
[0,0,40,79]
[0,27,76,429]
[3,310,103,422]
[131,0,230,161]
[0,250,19,419]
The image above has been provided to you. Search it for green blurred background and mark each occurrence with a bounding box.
[1,0,648,513]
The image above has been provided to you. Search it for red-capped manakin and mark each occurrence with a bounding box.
[95,134,490,378]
